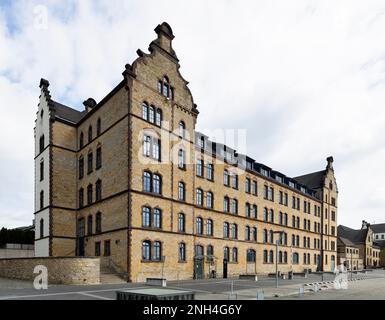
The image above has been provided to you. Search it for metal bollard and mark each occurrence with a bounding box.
[256,291,265,300]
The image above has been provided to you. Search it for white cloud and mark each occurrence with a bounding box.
[1,0,385,229]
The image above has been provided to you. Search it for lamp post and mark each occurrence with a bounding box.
[273,231,284,288]
[350,250,353,281]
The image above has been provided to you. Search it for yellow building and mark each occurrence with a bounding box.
[33,22,338,282]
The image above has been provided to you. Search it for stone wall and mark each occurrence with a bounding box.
[0,257,100,285]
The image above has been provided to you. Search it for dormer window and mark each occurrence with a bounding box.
[199,137,205,149]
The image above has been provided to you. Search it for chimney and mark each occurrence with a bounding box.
[362,220,369,229]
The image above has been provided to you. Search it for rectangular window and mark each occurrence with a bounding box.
[252,181,257,196]
[197,159,203,177]
[104,240,111,256]
[207,164,213,181]
[95,242,101,257]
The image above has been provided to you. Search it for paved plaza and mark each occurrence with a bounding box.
[0,270,384,300]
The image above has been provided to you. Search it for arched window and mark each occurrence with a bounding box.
[142,102,149,121]
[269,250,274,264]
[178,182,185,201]
[207,192,213,208]
[247,249,256,262]
[293,252,299,264]
[245,226,250,241]
[252,205,257,218]
[196,189,203,206]
[40,159,44,182]
[269,230,274,243]
[143,171,151,192]
[263,229,268,243]
[88,126,92,143]
[179,121,186,138]
[153,174,161,194]
[224,247,230,261]
[224,196,230,212]
[206,219,213,236]
[245,203,251,217]
[195,245,204,257]
[87,184,93,205]
[40,190,44,210]
[97,118,101,136]
[279,251,283,264]
[153,208,162,229]
[207,163,213,180]
[179,243,186,261]
[279,212,283,225]
[149,106,155,123]
[232,247,238,263]
[95,180,102,201]
[79,188,84,208]
[223,222,229,238]
[142,207,151,227]
[78,157,84,179]
[87,215,93,235]
[87,151,93,174]
[284,251,288,264]
[153,241,161,261]
[207,245,214,257]
[79,132,84,149]
[303,253,307,264]
[96,146,102,169]
[39,135,45,153]
[162,76,170,98]
[178,213,185,232]
[155,109,162,127]
[252,227,257,242]
[263,207,268,221]
[178,149,186,169]
[95,212,102,233]
[196,159,203,177]
[40,218,44,238]
[142,241,151,260]
[269,209,274,223]
[231,199,238,214]
[231,224,238,239]
[263,250,268,263]
[223,169,230,186]
[196,217,203,235]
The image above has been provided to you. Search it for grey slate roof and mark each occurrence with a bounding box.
[338,236,357,247]
[52,100,85,124]
[293,170,326,189]
[370,223,385,234]
[338,225,368,244]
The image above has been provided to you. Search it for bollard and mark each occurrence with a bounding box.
[256,291,265,300]
[313,284,319,293]
[299,286,304,296]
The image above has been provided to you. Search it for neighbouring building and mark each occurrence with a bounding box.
[337,237,363,270]
[0,244,35,259]
[338,221,381,269]
[33,22,338,282]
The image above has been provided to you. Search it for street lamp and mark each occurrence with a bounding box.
[273,231,285,288]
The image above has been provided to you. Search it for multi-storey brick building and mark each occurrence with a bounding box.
[34,22,338,282]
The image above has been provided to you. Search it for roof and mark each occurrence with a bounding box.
[52,100,85,124]
[338,225,368,244]
[338,237,357,247]
[293,170,326,189]
[371,223,385,234]
[374,240,385,249]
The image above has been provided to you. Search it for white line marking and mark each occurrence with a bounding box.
[0,286,148,300]
[78,292,113,300]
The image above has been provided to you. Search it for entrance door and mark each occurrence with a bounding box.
[77,218,85,257]
[331,255,335,272]
[194,257,204,279]
[317,255,321,271]
[223,259,228,279]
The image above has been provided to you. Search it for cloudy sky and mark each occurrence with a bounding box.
[1,0,385,229]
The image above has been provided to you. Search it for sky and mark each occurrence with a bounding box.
[1,0,385,229]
